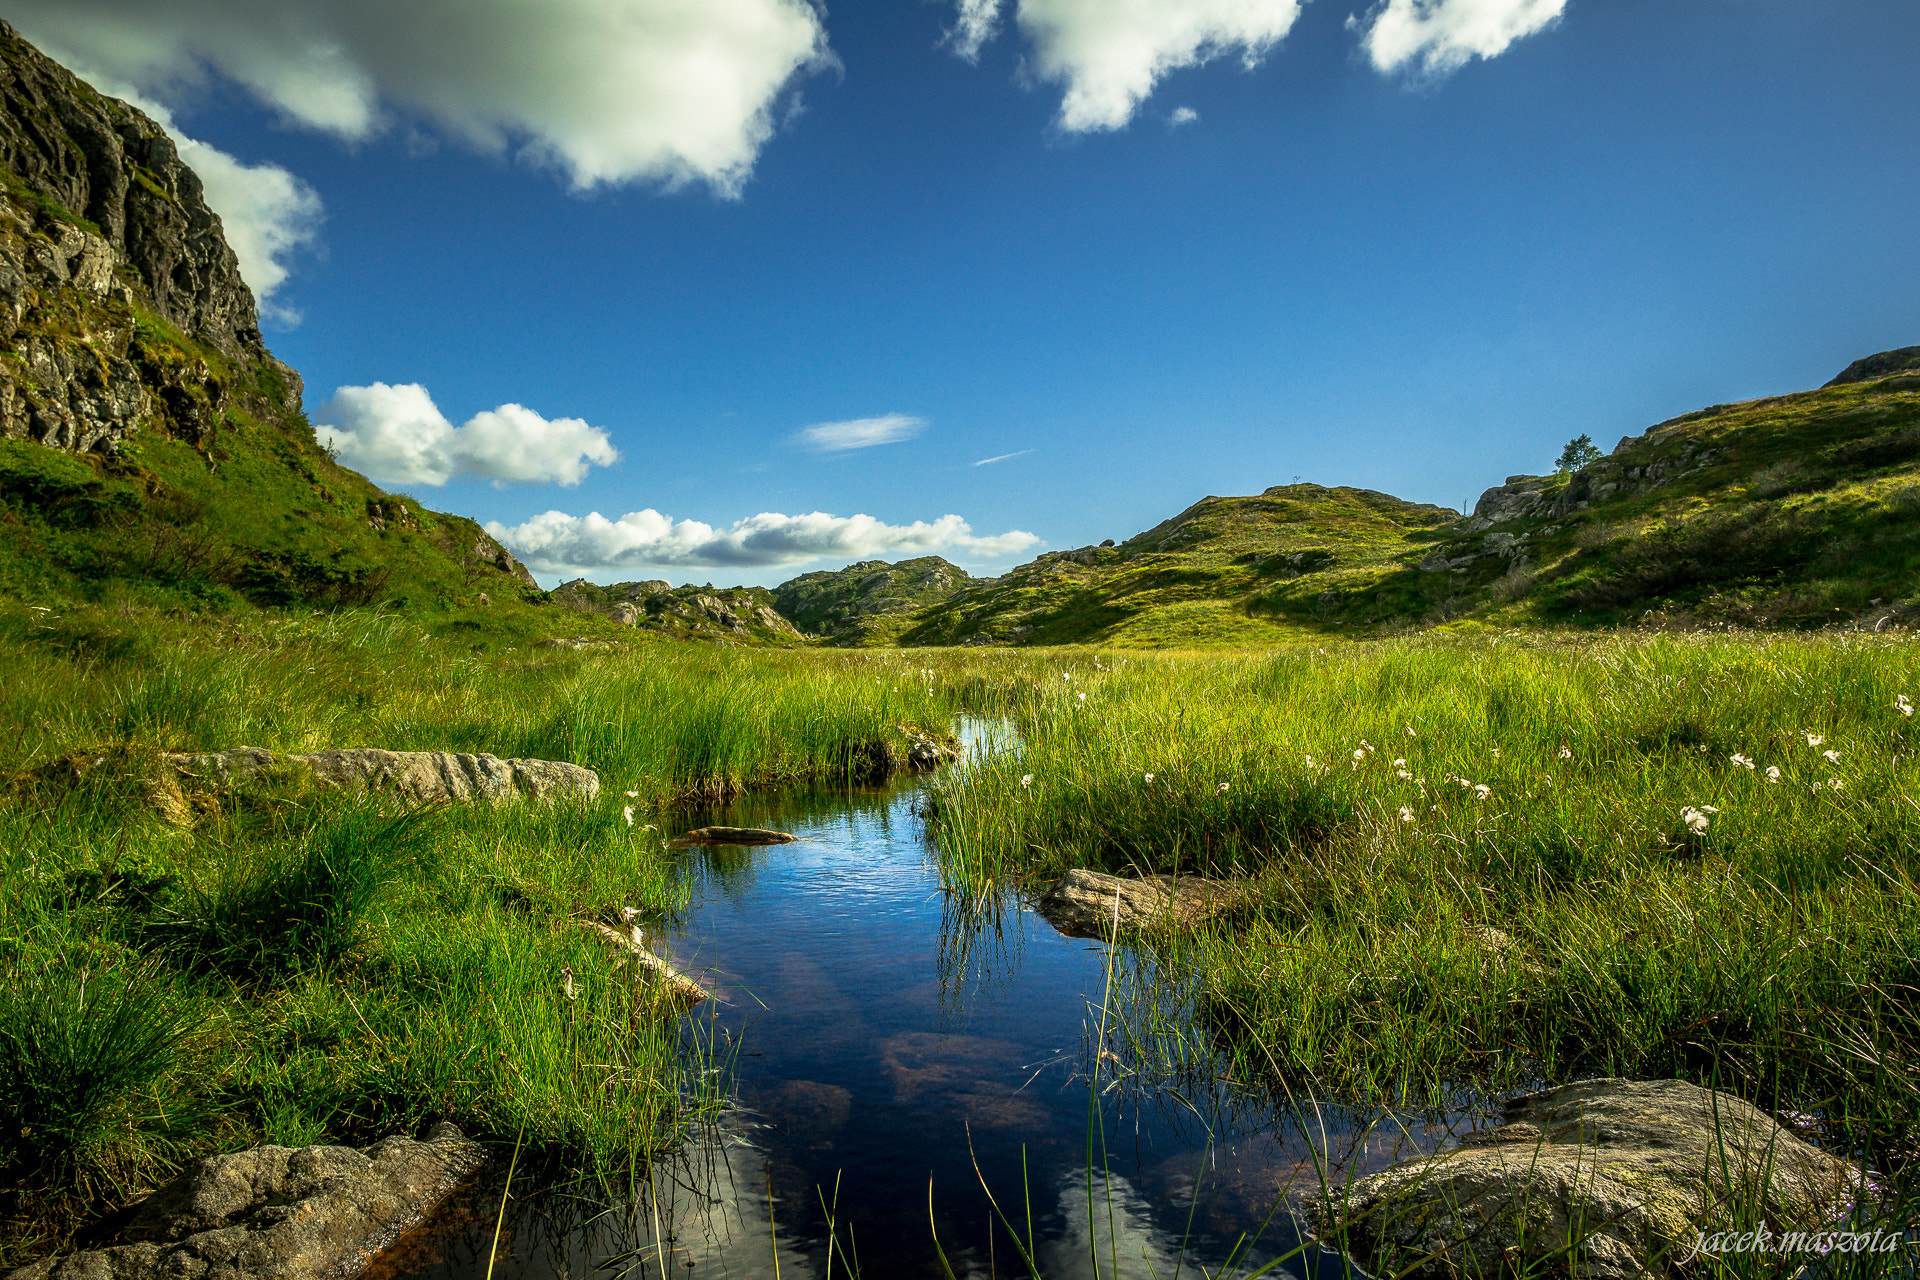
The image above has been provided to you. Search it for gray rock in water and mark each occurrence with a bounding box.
[6,1123,484,1280]
[167,747,600,807]
[1034,868,1242,939]
[1318,1078,1863,1280]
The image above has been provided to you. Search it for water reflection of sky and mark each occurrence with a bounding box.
[386,768,1478,1279]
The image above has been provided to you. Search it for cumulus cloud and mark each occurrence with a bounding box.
[1167,105,1199,128]
[958,0,1303,132]
[8,0,834,196]
[316,382,619,487]
[488,508,1041,573]
[1354,0,1567,77]
[796,413,926,452]
[37,67,321,315]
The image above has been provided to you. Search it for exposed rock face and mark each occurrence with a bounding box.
[1034,868,1242,939]
[167,747,601,807]
[1825,345,1920,386]
[550,579,803,642]
[6,1123,484,1280]
[0,21,299,455]
[1319,1078,1862,1280]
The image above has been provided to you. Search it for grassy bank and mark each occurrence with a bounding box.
[0,600,963,1263]
[928,635,1920,1174]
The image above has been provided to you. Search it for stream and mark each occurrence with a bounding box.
[383,731,1478,1279]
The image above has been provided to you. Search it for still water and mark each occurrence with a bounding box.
[386,743,1472,1278]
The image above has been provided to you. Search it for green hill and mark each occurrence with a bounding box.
[0,22,566,645]
[864,347,1920,646]
[550,577,805,644]
[771,556,972,645]
[895,486,1458,646]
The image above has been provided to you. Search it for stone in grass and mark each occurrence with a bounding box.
[166,747,600,810]
[6,1123,484,1280]
[1316,1078,1864,1280]
[1034,867,1242,940]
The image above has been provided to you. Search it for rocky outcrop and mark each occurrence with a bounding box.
[1034,868,1243,939]
[0,21,299,456]
[1825,345,1920,387]
[6,1124,484,1280]
[1318,1078,1863,1280]
[166,747,601,808]
[772,556,973,644]
[551,579,804,642]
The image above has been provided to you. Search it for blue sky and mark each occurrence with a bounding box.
[17,0,1920,586]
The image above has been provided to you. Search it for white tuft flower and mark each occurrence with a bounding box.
[1393,758,1407,768]
[1077,691,1086,702]
[1828,776,1845,790]
[1020,774,1033,788]
[1898,694,1914,717]
[624,789,639,798]
[1353,748,1367,762]
[561,966,576,1001]
[1812,781,1824,791]
[1681,806,1710,834]
[1730,753,1755,769]
[1397,770,1413,780]
[1217,782,1230,793]
[1405,724,1417,737]
[1305,754,1317,769]
[1558,745,1572,759]
[1473,784,1492,801]
[1398,805,1416,822]
[1766,766,1782,783]
[1823,749,1841,763]
[1806,733,1825,747]
[1491,748,1501,759]
[622,805,635,826]
[1144,772,1155,783]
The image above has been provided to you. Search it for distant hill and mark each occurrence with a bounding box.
[771,556,973,645]
[550,578,804,644]
[0,22,548,639]
[890,486,1458,646]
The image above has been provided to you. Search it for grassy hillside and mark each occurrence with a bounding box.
[895,486,1459,647]
[772,555,972,645]
[879,349,1920,646]
[550,577,806,645]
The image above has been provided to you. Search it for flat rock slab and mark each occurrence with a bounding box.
[7,1123,484,1280]
[168,748,600,808]
[1318,1078,1862,1280]
[1034,867,1242,939]
[672,826,797,845]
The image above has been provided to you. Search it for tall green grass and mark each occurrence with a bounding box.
[929,635,1920,1171]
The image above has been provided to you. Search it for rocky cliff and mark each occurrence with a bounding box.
[0,22,539,616]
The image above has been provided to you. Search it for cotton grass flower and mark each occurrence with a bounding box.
[1766,765,1782,783]
[1393,758,1407,768]
[1398,805,1416,822]
[1730,753,1754,769]
[1020,774,1033,788]
[1558,745,1572,759]
[1217,782,1230,793]
[1144,772,1154,783]
[1898,694,1914,717]
[1823,749,1841,763]
[1806,733,1825,747]
[1681,806,1711,834]
[623,805,635,826]
[1473,784,1492,801]
[1828,776,1845,790]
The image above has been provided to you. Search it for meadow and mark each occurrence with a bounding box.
[1,600,1915,1272]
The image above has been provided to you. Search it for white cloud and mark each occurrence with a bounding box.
[489,508,1041,572]
[8,0,834,197]
[316,382,619,487]
[796,413,926,452]
[1167,105,1199,127]
[973,449,1031,466]
[1354,0,1567,77]
[36,67,321,315]
[946,0,1006,63]
[990,0,1304,132]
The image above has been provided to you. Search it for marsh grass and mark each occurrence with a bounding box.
[929,635,1920,1206]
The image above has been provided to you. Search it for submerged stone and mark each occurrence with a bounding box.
[1317,1077,1864,1280]
[7,1123,484,1280]
[673,826,797,845]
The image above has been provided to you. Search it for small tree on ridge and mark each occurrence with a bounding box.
[1555,434,1601,473]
